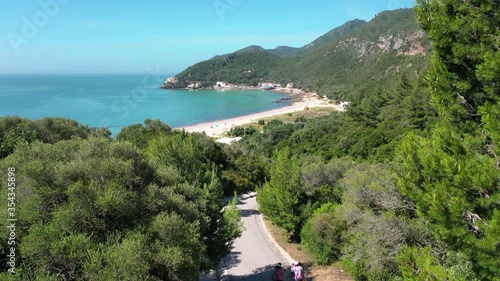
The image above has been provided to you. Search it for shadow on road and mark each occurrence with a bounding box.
[221,251,242,271]
[227,264,277,281]
[240,209,260,218]
[227,264,315,281]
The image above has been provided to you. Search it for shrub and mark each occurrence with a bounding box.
[301,203,345,265]
[267,119,284,128]
[244,126,257,135]
[295,116,307,123]
[229,126,245,137]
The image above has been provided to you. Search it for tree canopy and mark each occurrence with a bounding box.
[0,124,242,280]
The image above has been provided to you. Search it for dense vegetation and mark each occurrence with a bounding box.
[0,120,243,280]
[0,117,110,159]
[245,1,499,280]
[397,0,500,279]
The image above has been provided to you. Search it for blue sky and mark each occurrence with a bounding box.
[0,0,415,74]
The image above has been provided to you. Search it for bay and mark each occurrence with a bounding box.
[0,74,292,135]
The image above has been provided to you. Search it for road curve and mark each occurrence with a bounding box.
[202,194,293,281]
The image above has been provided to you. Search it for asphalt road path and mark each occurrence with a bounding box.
[202,194,292,281]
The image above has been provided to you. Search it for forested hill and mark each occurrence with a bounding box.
[267,18,367,57]
[167,8,429,100]
[298,18,367,52]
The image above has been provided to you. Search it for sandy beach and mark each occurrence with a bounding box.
[178,91,345,138]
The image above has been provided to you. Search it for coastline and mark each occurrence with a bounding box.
[178,91,344,138]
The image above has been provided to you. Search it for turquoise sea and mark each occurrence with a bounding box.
[0,74,292,135]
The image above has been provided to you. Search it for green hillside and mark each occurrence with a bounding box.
[284,9,428,99]
[264,19,367,58]
[298,18,367,52]
[169,50,284,88]
[266,45,300,57]
[168,8,429,100]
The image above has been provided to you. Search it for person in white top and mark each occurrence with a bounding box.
[290,261,305,281]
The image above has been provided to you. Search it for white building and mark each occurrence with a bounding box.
[259,82,279,89]
[216,81,227,88]
[187,82,201,89]
[166,76,179,84]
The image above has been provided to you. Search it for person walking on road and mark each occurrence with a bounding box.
[272,262,285,281]
[290,261,306,281]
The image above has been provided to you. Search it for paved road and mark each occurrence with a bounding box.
[202,194,292,280]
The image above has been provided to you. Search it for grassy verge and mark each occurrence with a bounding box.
[261,106,337,123]
[222,107,337,138]
[262,216,352,281]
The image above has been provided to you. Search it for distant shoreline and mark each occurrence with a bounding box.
[178,91,344,138]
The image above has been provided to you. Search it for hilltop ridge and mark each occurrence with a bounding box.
[300,18,367,52]
[164,8,428,100]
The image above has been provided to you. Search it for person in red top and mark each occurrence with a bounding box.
[272,262,285,281]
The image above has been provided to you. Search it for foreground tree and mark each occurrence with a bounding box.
[145,132,242,270]
[337,164,430,281]
[0,136,241,280]
[116,119,172,149]
[0,117,110,158]
[257,147,304,240]
[301,203,345,265]
[396,1,500,279]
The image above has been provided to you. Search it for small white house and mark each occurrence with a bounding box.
[166,76,178,84]
[259,82,279,88]
[216,81,227,88]
[187,82,201,89]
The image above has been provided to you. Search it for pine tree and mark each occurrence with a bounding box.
[397,1,500,279]
[416,0,499,131]
[257,147,304,240]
